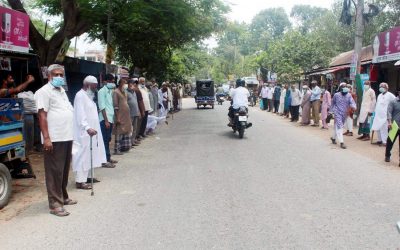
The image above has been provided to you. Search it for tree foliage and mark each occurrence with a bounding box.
[249,8,291,51]
[207,0,400,84]
[7,0,228,75]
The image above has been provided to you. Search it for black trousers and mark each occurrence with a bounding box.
[385,130,400,158]
[139,111,149,136]
[268,99,273,111]
[273,100,280,113]
[290,105,300,121]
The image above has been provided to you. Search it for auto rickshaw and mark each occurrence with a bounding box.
[195,80,215,109]
[0,98,36,209]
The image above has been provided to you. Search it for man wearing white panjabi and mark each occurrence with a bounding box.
[73,76,107,190]
[371,82,395,146]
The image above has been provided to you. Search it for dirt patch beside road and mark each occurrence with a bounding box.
[0,152,46,221]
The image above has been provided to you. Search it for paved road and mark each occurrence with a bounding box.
[1,99,400,249]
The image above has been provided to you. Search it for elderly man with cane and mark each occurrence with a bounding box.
[72,76,107,190]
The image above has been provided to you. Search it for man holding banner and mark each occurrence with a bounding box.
[385,90,400,163]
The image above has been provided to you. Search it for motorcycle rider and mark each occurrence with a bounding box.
[216,85,225,97]
[228,79,250,126]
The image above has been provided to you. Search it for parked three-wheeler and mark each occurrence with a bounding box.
[0,98,35,209]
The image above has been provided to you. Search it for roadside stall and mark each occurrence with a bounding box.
[0,6,38,209]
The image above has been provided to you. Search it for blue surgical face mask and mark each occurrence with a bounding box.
[51,76,64,88]
[379,87,386,93]
[107,83,116,89]
[342,87,349,93]
[364,85,370,90]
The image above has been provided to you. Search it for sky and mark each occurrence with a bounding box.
[77,0,335,53]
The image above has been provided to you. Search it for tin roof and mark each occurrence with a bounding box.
[329,45,373,67]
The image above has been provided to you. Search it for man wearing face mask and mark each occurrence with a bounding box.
[300,84,312,126]
[98,74,117,168]
[357,80,376,141]
[0,73,34,98]
[385,88,400,163]
[113,79,133,153]
[72,76,106,189]
[138,77,151,138]
[330,82,357,149]
[290,84,302,122]
[34,64,76,217]
[371,82,395,146]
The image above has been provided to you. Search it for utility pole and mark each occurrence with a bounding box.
[354,0,365,79]
[105,0,113,73]
[352,0,365,125]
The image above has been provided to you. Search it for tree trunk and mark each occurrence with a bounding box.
[7,0,91,66]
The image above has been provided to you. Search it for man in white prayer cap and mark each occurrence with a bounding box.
[330,82,357,149]
[72,75,107,190]
[371,82,395,146]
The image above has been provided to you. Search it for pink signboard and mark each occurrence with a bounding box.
[0,6,29,53]
[372,26,400,63]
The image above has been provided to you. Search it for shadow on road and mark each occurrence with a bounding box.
[218,130,245,140]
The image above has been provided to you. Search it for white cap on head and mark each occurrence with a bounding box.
[84,75,98,85]
[339,82,347,87]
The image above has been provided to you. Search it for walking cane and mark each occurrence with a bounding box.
[90,136,94,196]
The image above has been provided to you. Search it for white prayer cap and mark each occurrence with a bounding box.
[339,82,347,87]
[83,75,98,85]
[47,64,64,74]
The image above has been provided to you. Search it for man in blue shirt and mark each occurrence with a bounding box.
[310,80,322,127]
[98,74,117,168]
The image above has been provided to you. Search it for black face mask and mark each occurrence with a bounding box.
[7,82,14,88]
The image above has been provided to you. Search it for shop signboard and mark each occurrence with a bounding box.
[350,52,358,80]
[372,26,400,63]
[0,6,29,53]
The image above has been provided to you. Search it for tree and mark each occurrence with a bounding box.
[7,0,104,65]
[249,8,291,50]
[290,5,328,34]
[99,0,228,78]
[258,30,332,82]
[7,0,228,72]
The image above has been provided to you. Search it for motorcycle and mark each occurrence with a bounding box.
[248,92,257,107]
[230,106,252,139]
[216,94,225,105]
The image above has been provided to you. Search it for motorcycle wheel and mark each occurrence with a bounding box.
[238,128,244,139]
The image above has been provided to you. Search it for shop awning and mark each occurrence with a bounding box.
[308,66,349,76]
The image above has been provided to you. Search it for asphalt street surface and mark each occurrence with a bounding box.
[1,99,400,249]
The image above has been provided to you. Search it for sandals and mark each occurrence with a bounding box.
[76,182,92,190]
[50,207,70,217]
[102,162,116,168]
[64,199,78,205]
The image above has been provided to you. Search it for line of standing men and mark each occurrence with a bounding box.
[34,64,171,217]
